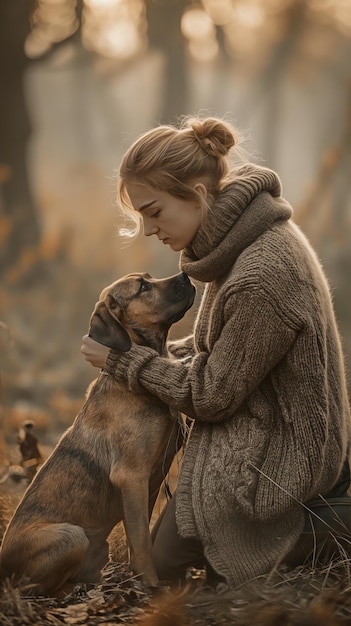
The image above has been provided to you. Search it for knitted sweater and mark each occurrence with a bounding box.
[106,164,351,586]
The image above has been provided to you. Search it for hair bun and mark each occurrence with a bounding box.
[187,117,236,157]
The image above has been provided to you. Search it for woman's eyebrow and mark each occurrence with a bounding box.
[139,200,156,212]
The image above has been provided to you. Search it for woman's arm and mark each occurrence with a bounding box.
[104,290,297,422]
[81,334,195,368]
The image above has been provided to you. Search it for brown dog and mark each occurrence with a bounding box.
[0,271,195,595]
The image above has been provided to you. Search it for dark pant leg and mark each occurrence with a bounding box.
[151,493,206,584]
[285,459,351,567]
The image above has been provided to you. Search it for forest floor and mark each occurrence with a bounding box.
[1,540,351,625]
[1,455,351,626]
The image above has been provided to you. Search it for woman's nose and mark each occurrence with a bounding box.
[142,217,158,237]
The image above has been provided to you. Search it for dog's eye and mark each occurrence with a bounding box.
[139,278,151,293]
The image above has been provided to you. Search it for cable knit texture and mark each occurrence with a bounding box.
[106,164,351,586]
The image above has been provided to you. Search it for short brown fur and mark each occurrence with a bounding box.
[0,272,195,595]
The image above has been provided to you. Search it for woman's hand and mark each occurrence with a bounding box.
[81,334,110,369]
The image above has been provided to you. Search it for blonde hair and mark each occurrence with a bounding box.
[117,116,242,238]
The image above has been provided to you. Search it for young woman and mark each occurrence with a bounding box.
[81,116,351,587]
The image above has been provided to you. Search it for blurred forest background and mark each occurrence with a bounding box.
[0,0,350,469]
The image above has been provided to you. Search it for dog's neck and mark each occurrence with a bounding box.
[129,327,168,355]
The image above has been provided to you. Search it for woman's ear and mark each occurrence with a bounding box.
[193,182,208,201]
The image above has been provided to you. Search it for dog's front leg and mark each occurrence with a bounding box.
[123,479,158,587]
[110,468,158,588]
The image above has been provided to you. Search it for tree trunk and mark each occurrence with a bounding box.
[146,0,189,124]
[0,0,41,273]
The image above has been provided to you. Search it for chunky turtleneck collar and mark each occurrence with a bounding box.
[180,164,293,282]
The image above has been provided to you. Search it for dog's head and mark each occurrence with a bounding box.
[88,272,196,354]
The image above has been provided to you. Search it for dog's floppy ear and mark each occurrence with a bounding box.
[88,301,131,352]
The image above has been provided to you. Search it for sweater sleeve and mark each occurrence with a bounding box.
[105,291,298,422]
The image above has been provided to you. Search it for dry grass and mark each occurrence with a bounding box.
[1,449,351,625]
[1,558,351,625]
[1,496,351,626]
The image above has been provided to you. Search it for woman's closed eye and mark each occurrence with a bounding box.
[150,209,161,218]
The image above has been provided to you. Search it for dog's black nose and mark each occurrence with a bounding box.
[172,272,195,301]
[180,271,190,283]
[175,272,189,290]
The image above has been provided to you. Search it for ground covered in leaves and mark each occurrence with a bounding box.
[1,443,351,625]
[2,558,351,625]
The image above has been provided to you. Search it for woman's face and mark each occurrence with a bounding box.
[126,181,203,251]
